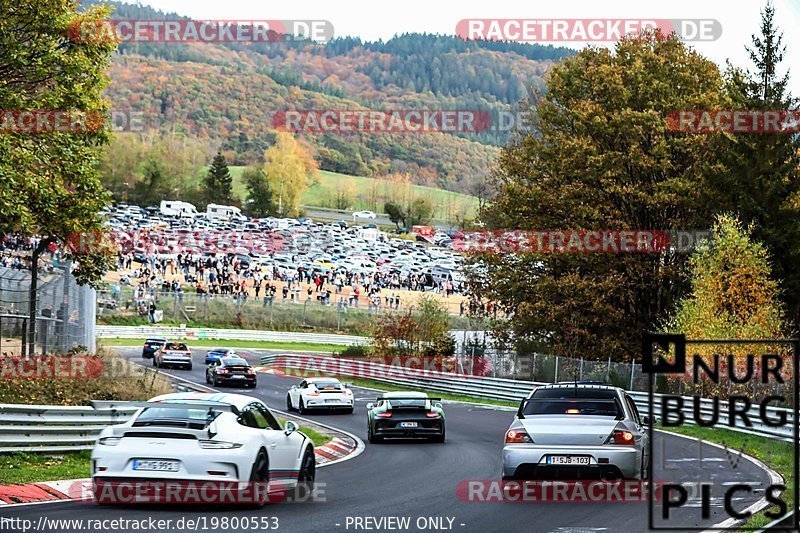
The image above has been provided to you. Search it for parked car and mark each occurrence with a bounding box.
[352,210,376,219]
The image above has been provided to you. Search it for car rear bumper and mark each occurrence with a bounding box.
[215,375,256,385]
[160,357,192,366]
[502,444,641,479]
[374,420,444,438]
[304,397,353,409]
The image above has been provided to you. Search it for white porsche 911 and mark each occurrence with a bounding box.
[91,392,316,505]
[286,377,354,414]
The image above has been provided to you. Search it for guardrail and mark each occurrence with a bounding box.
[96,325,368,346]
[259,353,795,442]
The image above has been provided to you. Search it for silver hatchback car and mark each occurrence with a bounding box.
[502,383,650,480]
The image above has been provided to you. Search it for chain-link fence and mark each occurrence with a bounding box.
[0,259,96,355]
[96,286,474,336]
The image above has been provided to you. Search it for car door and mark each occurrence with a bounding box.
[625,394,649,466]
[290,380,306,407]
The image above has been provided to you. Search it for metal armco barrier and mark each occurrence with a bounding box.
[0,402,139,453]
[260,353,795,442]
[96,325,368,346]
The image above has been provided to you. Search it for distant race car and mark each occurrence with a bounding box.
[206,355,257,388]
[286,377,354,414]
[352,210,376,219]
[141,338,167,359]
[502,383,650,480]
[205,347,236,364]
[366,391,445,443]
[91,392,315,505]
[153,342,192,370]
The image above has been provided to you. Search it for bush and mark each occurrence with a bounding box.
[338,345,370,358]
[0,349,173,405]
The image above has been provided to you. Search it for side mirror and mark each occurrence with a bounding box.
[642,416,652,425]
[284,420,298,436]
[366,403,374,410]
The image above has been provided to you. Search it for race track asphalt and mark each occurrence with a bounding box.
[0,347,777,533]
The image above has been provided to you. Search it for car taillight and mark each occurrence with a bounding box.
[307,392,320,396]
[344,389,352,396]
[218,369,229,374]
[505,429,533,444]
[606,430,635,445]
[376,411,392,418]
[426,412,441,418]
[247,369,255,375]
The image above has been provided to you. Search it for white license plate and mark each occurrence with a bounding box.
[133,460,179,472]
[399,422,418,428]
[546,455,590,465]
[232,375,244,379]
[325,399,340,403]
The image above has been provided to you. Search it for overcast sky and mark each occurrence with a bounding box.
[126,0,800,95]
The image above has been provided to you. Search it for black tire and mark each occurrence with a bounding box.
[248,449,270,508]
[431,425,446,443]
[205,373,211,384]
[186,364,192,371]
[343,407,354,414]
[286,395,294,411]
[294,448,316,500]
[213,376,220,387]
[298,398,306,415]
[367,423,382,444]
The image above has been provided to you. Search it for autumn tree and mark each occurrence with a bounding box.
[0,0,118,284]
[705,3,800,325]
[477,32,728,360]
[262,132,318,216]
[203,151,233,206]
[667,215,784,397]
[243,166,275,216]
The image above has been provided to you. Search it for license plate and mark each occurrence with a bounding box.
[133,460,179,472]
[232,375,244,379]
[325,399,340,403]
[400,422,418,428]
[546,455,590,465]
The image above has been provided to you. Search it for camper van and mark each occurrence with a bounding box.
[206,204,245,220]
[160,200,198,218]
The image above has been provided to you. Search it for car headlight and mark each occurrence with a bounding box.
[198,440,243,449]
[98,436,121,446]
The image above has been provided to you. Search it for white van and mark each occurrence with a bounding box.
[206,203,245,220]
[160,200,198,218]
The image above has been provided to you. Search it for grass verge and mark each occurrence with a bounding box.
[99,338,343,353]
[0,451,91,485]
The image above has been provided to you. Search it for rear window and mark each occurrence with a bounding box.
[312,380,341,389]
[385,398,428,408]
[146,339,166,345]
[522,388,622,417]
[222,357,248,367]
[134,407,221,428]
[165,343,188,350]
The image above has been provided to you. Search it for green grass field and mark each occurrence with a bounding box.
[197,167,478,219]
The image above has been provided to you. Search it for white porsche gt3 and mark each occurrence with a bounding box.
[91,392,316,505]
[286,377,354,414]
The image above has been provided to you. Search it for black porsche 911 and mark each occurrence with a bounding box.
[366,392,445,443]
